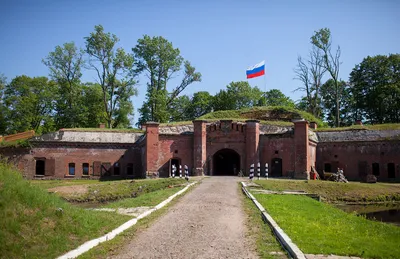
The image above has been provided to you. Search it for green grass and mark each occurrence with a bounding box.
[253,194,400,258]
[241,186,287,258]
[159,121,193,126]
[0,162,131,259]
[198,106,327,127]
[0,139,32,148]
[102,186,185,208]
[315,123,400,132]
[30,179,103,189]
[255,179,400,202]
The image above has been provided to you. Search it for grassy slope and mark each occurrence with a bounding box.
[198,106,327,127]
[315,123,400,132]
[254,194,400,258]
[0,163,131,259]
[255,179,400,202]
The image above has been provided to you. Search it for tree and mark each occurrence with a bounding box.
[213,81,263,111]
[187,91,214,119]
[133,35,201,124]
[349,54,400,124]
[168,95,191,122]
[0,74,7,134]
[311,28,342,127]
[79,83,107,128]
[294,45,326,119]
[263,89,295,107]
[320,79,355,126]
[3,76,56,134]
[43,42,84,128]
[85,25,137,128]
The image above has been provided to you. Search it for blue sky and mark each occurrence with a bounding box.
[1,0,399,124]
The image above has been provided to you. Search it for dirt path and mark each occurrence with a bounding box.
[113,176,259,259]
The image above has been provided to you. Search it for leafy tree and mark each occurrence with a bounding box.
[213,81,263,111]
[85,25,137,128]
[294,46,326,119]
[168,95,191,122]
[79,83,107,128]
[263,89,295,107]
[0,74,7,134]
[43,42,84,128]
[320,79,355,126]
[187,91,214,119]
[3,76,56,134]
[133,35,201,124]
[349,54,400,124]
[311,28,342,127]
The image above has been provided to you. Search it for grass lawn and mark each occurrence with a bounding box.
[241,187,287,258]
[102,185,186,208]
[255,179,400,202]
[253,194,400,258]
[0,163,131,259]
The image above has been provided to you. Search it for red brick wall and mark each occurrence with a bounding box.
[145,122,160,176]
[260,135,295,177]
[245,120,260,173]
[294,120,310,179]
[193,120,207,175]
[157,135,193,177]
[316,141,400,181]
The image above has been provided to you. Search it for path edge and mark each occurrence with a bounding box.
[57,182,197,259]
[241,182,306,259]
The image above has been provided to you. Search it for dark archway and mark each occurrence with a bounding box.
[271,158,282,177]
[169,158,181,177]
[35,160,45,176]
[213,149,240,176]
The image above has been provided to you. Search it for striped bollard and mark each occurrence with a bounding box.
[257,162,260,180]
[184,165,189,181]
[172,164,176,178]
[265,163,269,179]
[179,165,182,178]
[249,163,254,181]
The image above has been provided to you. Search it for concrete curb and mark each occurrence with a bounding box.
[57,182,197,259]
[241,182,306,259]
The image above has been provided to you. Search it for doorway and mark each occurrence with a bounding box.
[213,149,240,176]
[35,159,45,176]
[271,158,282,177]
[169,158,181,177]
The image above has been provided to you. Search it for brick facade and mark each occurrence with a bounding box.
[1,120,399,181]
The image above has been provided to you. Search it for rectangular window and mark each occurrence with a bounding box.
[114,162,120,175]
[388,163,395,178]
[126,163,134,175]
[324,163,332,172]
[82,163,89,176]
[372,163,380,176]
[68,163,75,176]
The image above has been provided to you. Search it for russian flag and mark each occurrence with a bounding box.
[246,60,265,79]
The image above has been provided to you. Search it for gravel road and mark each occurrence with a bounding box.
[113,176,259,259]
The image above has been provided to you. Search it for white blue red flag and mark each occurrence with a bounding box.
[246,61,265,79]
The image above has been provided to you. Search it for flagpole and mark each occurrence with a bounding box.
[264,61,267,105]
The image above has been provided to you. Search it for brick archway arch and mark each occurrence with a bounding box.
[212,149,241,176]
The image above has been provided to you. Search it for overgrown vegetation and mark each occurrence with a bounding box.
[199,106,327,127]
[39,178,188,203]
[0,139,31,148]
[60,128,144,133]
[254,179,400,203]
[315,123,400,131]
[253,194,400,258]
[0,162,131,259]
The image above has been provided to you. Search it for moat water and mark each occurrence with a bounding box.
[335,203,400,226]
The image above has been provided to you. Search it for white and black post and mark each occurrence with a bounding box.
[184,165,189,182]
[172,164,176,178]
[249,163,254,181]
[179,165,182,178]
[257,162,260,180]
[265,163,269,179]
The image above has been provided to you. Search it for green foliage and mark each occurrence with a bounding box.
[134,35,201,124]
[199,106,327,127]
[350,54,400,124]
[43,42,85,128]
[0,162,130,258]
[213,81,263,111]
[0,74,7,134]
[253,194,400,258]
[262,89,295,107]
[3,75,57,134]
[85,25,137,128]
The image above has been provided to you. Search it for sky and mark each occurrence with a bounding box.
[0,0,399,125]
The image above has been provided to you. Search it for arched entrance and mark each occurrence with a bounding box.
[213,149,240,176]
[169,158,181,177]
[271,158,282,177]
